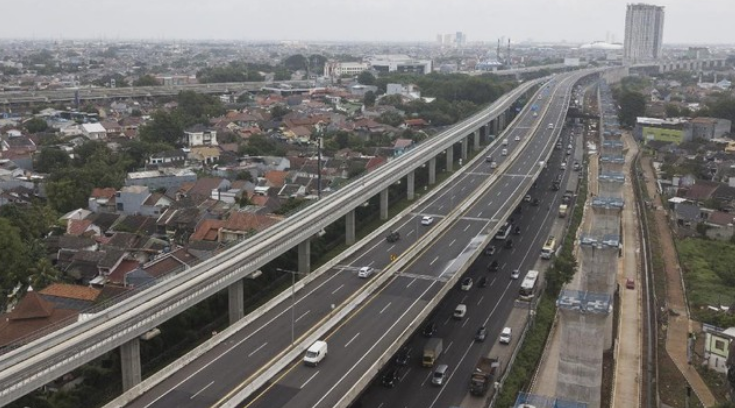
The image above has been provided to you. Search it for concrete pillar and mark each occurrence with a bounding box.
[228,279,244,324]
[499,112,506,130]
[473,130,480,150]
[345,209,356,245]
[298,240,310,275]
[461,137,468,162]
[428,157,436,185]
[446,146,454,172]
[491,119,498,136]
[407,171,415,200]
[120,338,141,391]
[379,188,389,220]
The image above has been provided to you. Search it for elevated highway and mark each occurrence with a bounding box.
[0,78,542,406]
[233,71,589,408]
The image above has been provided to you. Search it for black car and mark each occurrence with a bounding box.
[531,198,540,206]
[475,326,488,342]
[423,321,437,337]
[505,239,513,249]
[386,230,400,243]
[513,226,521,235]
[395,346,411,366]
[477,276,488,287]
[488,260,499,272]
[382,366,402,388]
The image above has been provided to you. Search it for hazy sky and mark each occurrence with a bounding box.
[0,0,729,44]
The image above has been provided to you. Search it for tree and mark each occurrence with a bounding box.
[133,75,159,87]
[176,90,224,123]
[28,258,60,290]
[24,117,48,133]
[377,111,404,127]
[363,91,376,107]
[357,70,376,86]
[270,105,291,121]
[617,90,646,127]
[284,55,308,72]
[35,147,70,173]
[0,218,31,291]
[139,111,184,146]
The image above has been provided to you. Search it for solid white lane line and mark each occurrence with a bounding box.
[344,332,360,348]
[190,381,214,400]
[248,342,268,358]
[300,371,320,389]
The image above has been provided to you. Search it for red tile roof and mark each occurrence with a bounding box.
[107,259,141,285]
[264,170,288,188]
[39,283,101,302]
[91,188,117,199]
[67,219,93,236]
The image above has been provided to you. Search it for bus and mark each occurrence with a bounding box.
[540,236,556,259]
[495,221,512,240]
[519,270,540,300]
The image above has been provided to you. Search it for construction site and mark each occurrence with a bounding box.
[522,77,630,408]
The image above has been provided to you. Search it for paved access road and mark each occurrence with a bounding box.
[239,75,582,408]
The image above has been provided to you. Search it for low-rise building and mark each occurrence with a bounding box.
[125,168,197,191]
[634,117,692,145]
[690,117,731,140]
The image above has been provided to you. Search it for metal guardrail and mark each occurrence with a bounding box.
[0,80,544,404]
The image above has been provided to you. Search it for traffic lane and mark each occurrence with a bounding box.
[357,130,574,408]
[243,278,439,408]
[131,263,375,407]
[372,183,564,408]
[137,267,373,408]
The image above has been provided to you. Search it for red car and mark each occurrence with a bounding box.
[625,278,635,290]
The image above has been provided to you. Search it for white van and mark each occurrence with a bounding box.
[453,304,467,319]
[304,340,328,366]
[502,138,509,146]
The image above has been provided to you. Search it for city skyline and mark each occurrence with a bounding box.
[0,0,731,45]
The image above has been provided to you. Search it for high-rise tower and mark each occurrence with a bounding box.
[623,3,665,63]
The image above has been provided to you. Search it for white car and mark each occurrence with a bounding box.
[499,327,512,344]
[460,277,473,291]
[501,149,508,156]
[514,135,521,141]
[511,269,521,279]
[421,216,434,226]
[358,266,375,278]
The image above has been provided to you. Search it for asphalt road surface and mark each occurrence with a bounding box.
[237,76,582,408]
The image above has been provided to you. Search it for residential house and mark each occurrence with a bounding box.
[88,187,117,213]
[38,283,101,311]
[183,125,218,147]
[702,324,735,373]
[100,119,123,137]
[190,211,280,243]
[147,149,187,168]
[188,146,220,165]
[0,289,78,348]
[125,168,197,191]
[81,123,107,140]
[704,210,735,241]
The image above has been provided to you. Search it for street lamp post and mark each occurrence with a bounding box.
[275,268,304,344]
